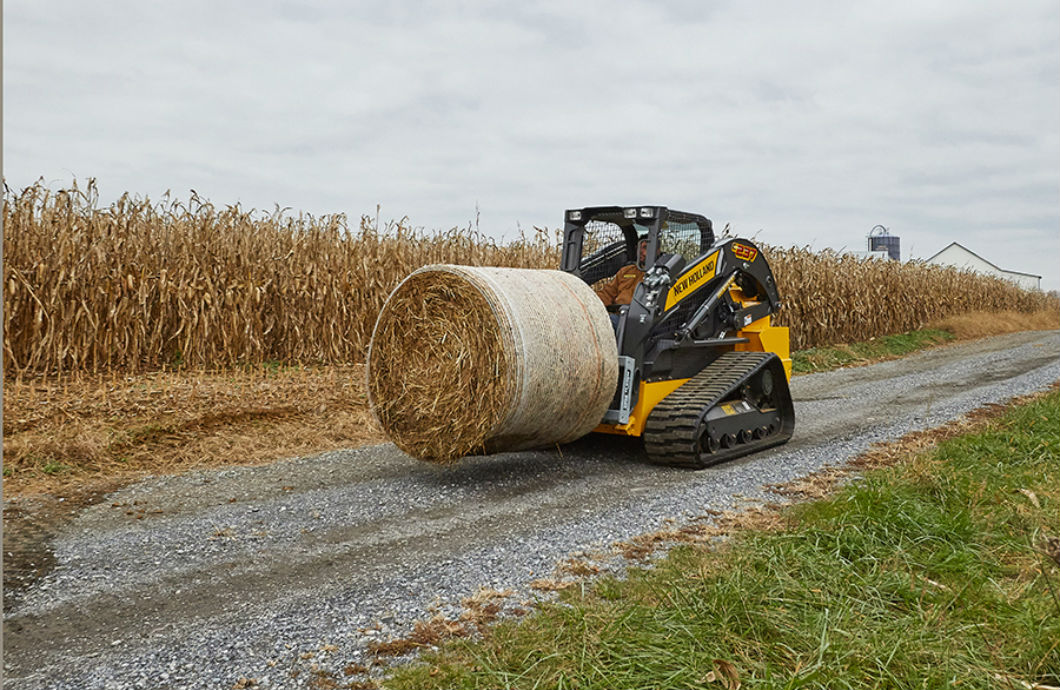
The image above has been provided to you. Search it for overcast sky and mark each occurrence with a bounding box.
[4,1,1059,289]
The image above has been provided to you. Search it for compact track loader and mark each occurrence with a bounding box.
[561,206,795,468]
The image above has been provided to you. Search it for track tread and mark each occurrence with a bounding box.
[644,351,789,468]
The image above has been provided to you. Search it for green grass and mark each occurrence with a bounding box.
[386,391,1060,689]
[41,460,70,475]
[792,328,955,375]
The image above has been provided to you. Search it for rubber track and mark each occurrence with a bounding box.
[643,351,778,468]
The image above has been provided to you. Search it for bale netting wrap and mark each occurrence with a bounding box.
[367,264,618,462]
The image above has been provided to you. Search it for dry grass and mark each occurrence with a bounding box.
[366,270,510,461]
[366,587,515,659]
[928,308,1060,340]
[1,365,381,497]
[558,558,601,577]
[5,180,1057,377]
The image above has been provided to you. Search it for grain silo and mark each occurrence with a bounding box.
[868,225,900,261]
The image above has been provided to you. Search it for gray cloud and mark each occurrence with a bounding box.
[5,0,1058,288]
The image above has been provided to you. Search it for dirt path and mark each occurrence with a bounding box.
[3,331,1058,689]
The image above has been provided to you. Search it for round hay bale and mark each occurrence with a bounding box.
[367,265,618,462]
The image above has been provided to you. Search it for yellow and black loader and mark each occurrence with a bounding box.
[560,205,795,468]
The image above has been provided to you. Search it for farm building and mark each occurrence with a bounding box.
[926,242,1041,291]
[846,248,891,261]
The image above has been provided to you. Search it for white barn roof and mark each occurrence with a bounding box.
[925,242,1041,290]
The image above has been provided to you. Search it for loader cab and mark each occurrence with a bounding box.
[560,206,715,343]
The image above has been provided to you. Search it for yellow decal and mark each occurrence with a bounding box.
[720,403,736,415]
[732,243,758,262]
[664,252,718,310]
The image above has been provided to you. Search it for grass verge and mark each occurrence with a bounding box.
[792,309,1059,375]
[791,328,955,374]
[385,389,1060,689]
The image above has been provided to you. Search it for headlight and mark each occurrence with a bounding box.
[639,207,654,218]
[567,210,582,221]
[623,208,638,219]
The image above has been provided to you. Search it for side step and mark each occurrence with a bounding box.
[643,351,795,468]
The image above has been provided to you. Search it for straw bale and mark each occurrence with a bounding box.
[367,265,618,462]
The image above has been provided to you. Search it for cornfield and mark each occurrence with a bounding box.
[766,247,1056,350]
[4,180,1056,375]
[3,180,555,375]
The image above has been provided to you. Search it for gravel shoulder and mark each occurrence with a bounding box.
[3,330,1059,689]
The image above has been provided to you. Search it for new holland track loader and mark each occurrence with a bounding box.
[560,205,795,468]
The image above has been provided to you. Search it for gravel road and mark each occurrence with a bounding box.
[4,331,1058,689]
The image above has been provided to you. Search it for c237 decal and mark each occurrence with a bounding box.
[731,242,758,262]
